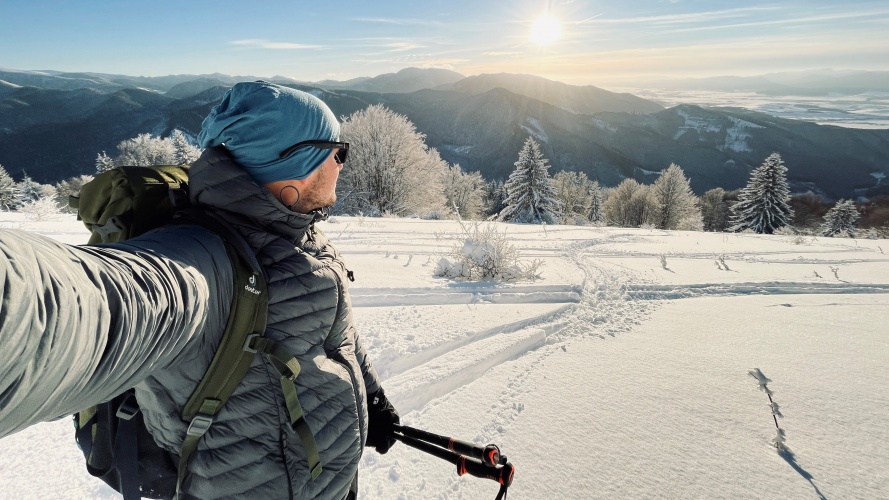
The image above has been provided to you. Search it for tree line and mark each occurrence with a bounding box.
[1,104,886,238]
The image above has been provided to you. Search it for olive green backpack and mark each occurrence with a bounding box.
[69,165,321,499]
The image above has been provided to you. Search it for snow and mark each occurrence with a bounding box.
[2,213,888,499]
[520,118,549,143]
[720,117,763,153]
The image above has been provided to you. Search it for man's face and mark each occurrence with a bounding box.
[298,149,343,211]
[265,148,344,214]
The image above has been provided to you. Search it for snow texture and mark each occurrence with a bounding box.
[1,211,888,499]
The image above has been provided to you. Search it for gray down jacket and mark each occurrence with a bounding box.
[0,146,380,499]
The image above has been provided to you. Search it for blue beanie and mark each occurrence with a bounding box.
[198,81,340,183]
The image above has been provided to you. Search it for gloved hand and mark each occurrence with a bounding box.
[366,388,399,454]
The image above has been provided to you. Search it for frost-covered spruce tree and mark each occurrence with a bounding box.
[16,175,44,207]
[588,180,604,223]
[653,163,701,230]
[821,199,860,237]
[730,153,794,234]
[95,151,116,174]
[0,164,19,211]
[497,137,559,224]
[170,129,202,165]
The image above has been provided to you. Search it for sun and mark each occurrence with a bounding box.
[530,15,562,45]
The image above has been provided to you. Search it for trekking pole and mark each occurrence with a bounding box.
[394,424,504,466]
[392,425,514,500]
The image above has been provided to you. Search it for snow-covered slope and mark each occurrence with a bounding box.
[1,213,887,499]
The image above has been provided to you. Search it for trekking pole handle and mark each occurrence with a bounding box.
[457,456,515,487]
[393,424,501,467]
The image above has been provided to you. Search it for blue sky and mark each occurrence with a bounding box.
[1,0,887,85]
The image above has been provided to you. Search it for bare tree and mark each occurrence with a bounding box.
[552,170,594,224]
[700,188,730,232]
[338,104,447,216]
[603,178,657,227]
[443,164,487,220]
[653,163,701,230]
[115,133,176,167]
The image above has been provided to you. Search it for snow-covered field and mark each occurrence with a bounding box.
[1,212,888,499]
[614,88,889,129]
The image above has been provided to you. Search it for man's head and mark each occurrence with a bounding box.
[198,81,347,213]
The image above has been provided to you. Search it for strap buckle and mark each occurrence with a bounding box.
[243,333,259,353]
[115,393,140,421]
[186,414,214,438]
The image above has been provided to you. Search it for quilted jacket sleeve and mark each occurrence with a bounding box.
[0,226,232,439]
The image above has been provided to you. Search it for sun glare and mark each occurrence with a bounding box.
[530,15,562,45]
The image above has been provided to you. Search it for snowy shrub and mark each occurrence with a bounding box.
[20,196,62,222]
[434,221,542,281]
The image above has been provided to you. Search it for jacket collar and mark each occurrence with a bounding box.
[188,147,327,243]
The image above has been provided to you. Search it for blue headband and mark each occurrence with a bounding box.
[198,81,340,183]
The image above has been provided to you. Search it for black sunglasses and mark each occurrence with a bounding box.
[278,140,349,164]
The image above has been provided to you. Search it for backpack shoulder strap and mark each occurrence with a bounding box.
[171,210,321,498]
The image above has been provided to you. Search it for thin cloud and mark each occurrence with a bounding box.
[229,39,322,50]
[385,42,426,52]
[591,6,780,26]
[483,51,523,56]
[353,17,443,26]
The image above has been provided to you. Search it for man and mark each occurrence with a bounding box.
[0,81,399,499]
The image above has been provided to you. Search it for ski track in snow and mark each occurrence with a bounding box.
[381,233,663,415]
[372,228,888,424]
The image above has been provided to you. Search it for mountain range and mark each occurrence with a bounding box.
[1,67,887,199]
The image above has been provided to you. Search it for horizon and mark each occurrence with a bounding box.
[2,1,887,86]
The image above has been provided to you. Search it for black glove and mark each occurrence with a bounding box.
[366,388,399,454]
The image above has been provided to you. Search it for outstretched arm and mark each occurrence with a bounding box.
[0,227,231,439]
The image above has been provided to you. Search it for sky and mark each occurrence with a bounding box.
[1,0,888,86]
[1,213,887,498]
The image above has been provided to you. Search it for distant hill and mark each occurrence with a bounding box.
[1,68,887,200]
[440,73,665,115]
[315,67,466,93]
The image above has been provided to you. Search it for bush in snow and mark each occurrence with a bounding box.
[821,199,860,237]
[19,195,63,222]
[434,220,542,281]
